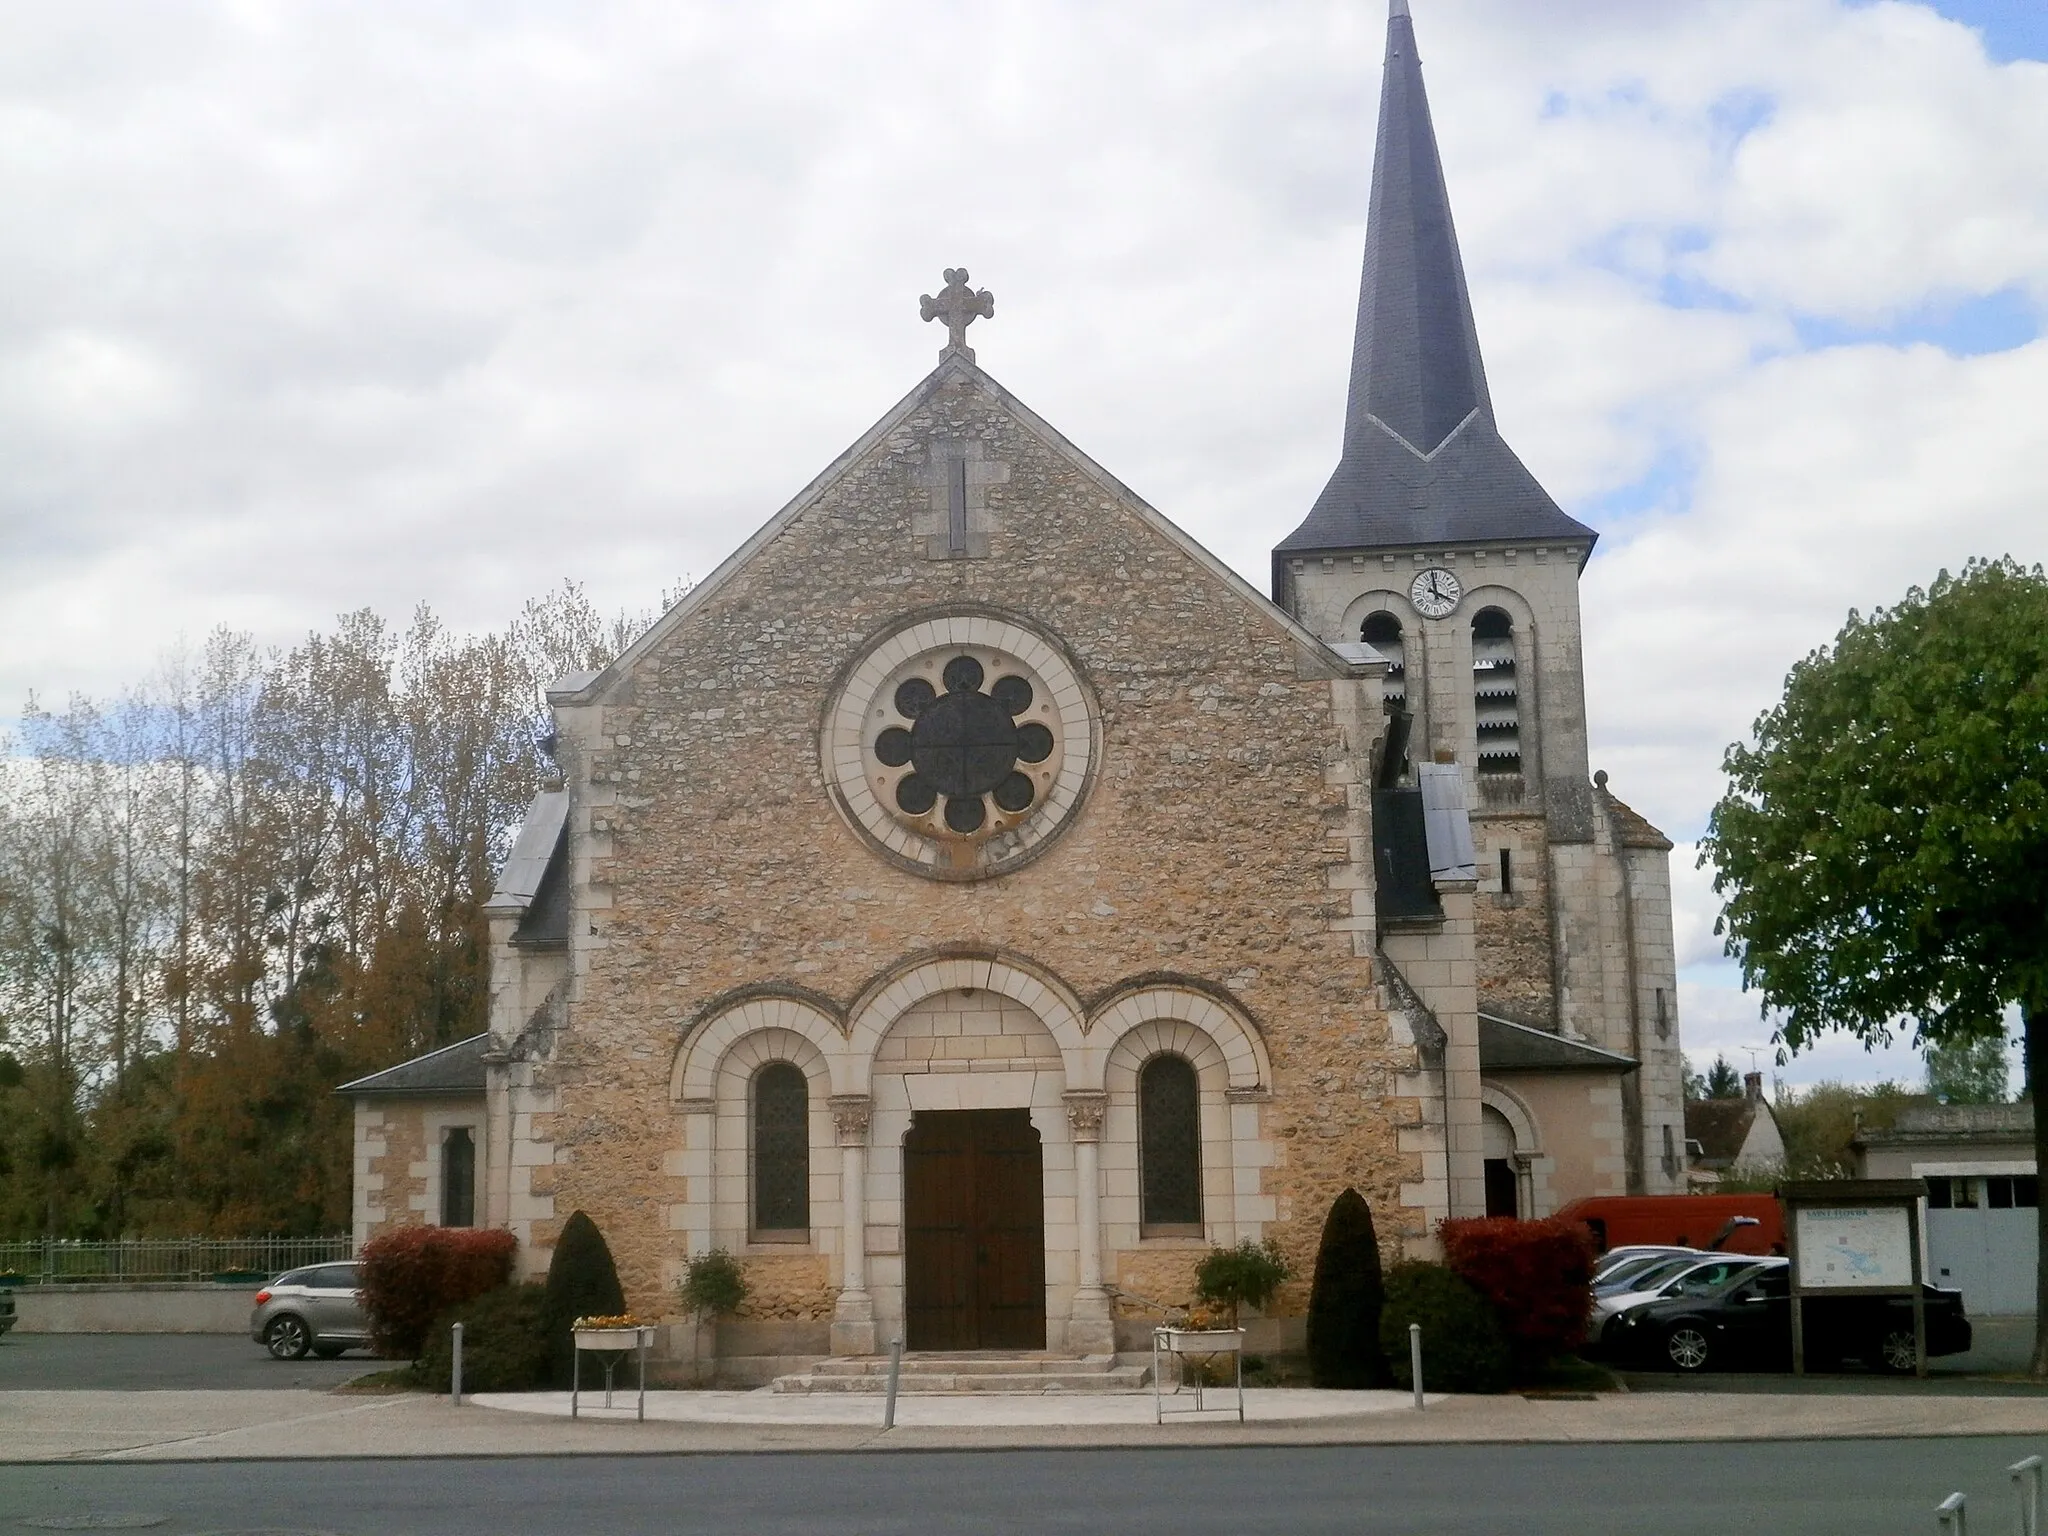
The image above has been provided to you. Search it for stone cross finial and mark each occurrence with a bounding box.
[920,268,994,361]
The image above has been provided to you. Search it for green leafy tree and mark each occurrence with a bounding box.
[1925,1035,2009,1105]
[1701,557,2048,1372]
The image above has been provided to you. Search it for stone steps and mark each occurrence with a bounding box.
[770,1352,1150,1395]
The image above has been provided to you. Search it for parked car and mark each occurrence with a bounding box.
[1605,1258,1973,1374]
[0,1285,14,1337]
[249,1261,370,1360]
[1591,1254,1768,1339]
[1592,1248,1704,1294]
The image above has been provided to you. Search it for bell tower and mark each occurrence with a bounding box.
[1275,0,1687,1198]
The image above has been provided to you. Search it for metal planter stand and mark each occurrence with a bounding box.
[571,1325,655,1422]
[1151,1326,1246,1423]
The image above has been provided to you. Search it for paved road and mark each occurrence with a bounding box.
[0,1332,373,1391]
[5,1442,2046,1535]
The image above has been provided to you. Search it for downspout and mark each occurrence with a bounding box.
[1594,771,1646,1195]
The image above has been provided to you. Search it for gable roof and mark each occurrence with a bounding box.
[1273,2,1595,582]
[1599,783,1674,851]
[1685,1097,1761,1164]
[1479,1012,1636,1074]
[551,353,1383,711]
[336,1034,489,1099]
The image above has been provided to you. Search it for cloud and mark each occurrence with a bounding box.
[1,1,2044,1076]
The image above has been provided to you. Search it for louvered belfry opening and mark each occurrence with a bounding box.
[1471,606,1520,777]
[1360,610,1406,707]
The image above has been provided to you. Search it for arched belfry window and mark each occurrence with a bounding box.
[1138,1053,1203,1233]
[751,1061,810,1237]
[1471,607,1521,776]
[1361,611,1406,707]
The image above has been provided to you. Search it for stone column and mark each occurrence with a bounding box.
[1513,1151,1537,1221]
[828,1095,877,1357]
[1063,1091,1114,1355]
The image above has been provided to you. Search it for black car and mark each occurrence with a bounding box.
[1605,1258,1972,1374]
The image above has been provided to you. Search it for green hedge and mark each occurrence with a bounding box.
[1379,1261,1510,1395]
[417,1284,551,1393]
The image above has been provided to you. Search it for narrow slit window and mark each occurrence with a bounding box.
[1138,1053,1203,1233]
[441,1127,476,1228]
[1471,607,1520,776]
[752,1062,810,1236]
[1361,611,1406,708]
[1499,847,1513,894]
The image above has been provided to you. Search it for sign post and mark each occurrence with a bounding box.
[1779,1179,1927,1377]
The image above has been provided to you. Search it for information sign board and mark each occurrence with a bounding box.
[1792,1205,1915,1290]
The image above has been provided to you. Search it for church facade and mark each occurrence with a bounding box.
[342,2,1685,1372]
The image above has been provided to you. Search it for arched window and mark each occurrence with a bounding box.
[1361,611,1406,707]
[751,1061,810,1237]
[440,1127,475,1228]
[1138,1053,1203,1233]
[1471,607,1520,776]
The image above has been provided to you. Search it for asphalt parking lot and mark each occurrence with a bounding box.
[0,1330,379,1390]
[1616,1313,2047,1395]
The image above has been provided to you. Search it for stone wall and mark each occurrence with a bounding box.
[1470,813,1553,1027]
[512,361,1424,1330]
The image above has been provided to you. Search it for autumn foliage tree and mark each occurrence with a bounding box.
[0,580,678,1239]
[1701,557,2048,1373]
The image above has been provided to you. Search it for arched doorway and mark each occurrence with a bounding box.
[1482,1105,1520,1218]
[903,1108,1046,1349]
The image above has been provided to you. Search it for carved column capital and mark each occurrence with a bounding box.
[828,1094,873,1147]
[1062,1090,1108,1143]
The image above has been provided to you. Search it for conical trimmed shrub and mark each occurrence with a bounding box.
[1306,1187,1392,1388]
[544,1209,626,1387]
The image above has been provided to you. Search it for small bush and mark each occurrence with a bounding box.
[1307,1188,1391,1388]
[1193,1238,1291,1329]
[417,1283,551,1393]
[678,1248,748,1319]
[358,1225,518,1359]
[1438,1216,1595,1367]
[1379,1261,1510,1395]
[544,1210,626,1388]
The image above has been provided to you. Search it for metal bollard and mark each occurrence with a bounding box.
[451,1321,464,1406]
[1409,1322,1425,1411]
[882,1336,904,1430]
[2013,1456,2043,1536]
[1936,1491,1966,1535]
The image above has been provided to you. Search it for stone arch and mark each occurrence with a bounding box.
[844,950,1087,1095]
[1340,587,1413,638]
[1085,983,1270,1094]
[1479,1081,1540,1153]
[673,991,848,1102]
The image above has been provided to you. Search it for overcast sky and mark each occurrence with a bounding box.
[4,0,2044,1091]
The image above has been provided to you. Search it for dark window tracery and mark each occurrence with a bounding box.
[752,1061,810,1235]
[881,655,1051,833]
[1138,1053,1203,1231]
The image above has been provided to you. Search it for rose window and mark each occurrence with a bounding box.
[874,655,1055,834]
[824,614,1097,881]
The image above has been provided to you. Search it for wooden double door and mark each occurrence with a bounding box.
[903,1109,1046,1351]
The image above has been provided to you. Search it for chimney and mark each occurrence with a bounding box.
[1744,1071,1764,1104]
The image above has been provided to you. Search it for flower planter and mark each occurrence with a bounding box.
[570,1324,656,1421]
[1151,1326,1246,1423]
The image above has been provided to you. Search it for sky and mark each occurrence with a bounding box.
[2,0,2044,1092]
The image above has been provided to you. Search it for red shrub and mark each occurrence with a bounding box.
[1438,1216,1595,1363]
[358,1226,518,1358]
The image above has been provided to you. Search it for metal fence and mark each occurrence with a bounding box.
[0,1236,352,1284]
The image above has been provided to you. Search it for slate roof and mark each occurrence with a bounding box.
[336,1034,489,1098]
[1685,1097,1763,1165]
[1273,3,1595,584]
[1478,1012,1636,1074]
[1855,1103,2034,1147]
[1599,784,1674,851]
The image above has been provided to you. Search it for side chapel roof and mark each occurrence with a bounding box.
[1273,1,1595,585]
[1479,1012,1636,1074]
[336,1033,489,1099]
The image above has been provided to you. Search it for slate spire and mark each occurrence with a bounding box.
[1345,0,1489,459]
[1274,1,1594,591]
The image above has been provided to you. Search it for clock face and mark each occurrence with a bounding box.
[1410,567,1463,619]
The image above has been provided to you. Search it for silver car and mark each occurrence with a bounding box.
[249,1261,370,1360]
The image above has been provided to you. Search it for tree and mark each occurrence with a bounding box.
[1692,1055,1743,1101]
[1306,1188,1390,1388]
[1700,557,2048,1372]
[544,1210,626,1387]
[1925,1035,2009,1105]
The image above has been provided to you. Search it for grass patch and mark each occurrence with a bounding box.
[1518,1355,1622,1394]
